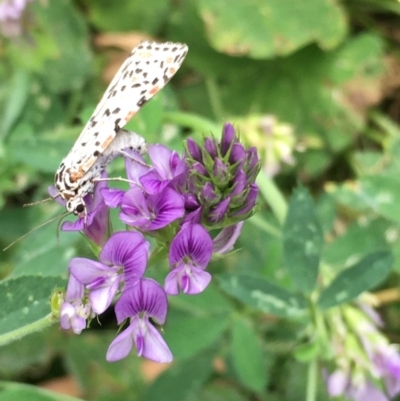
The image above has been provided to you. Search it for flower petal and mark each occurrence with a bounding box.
[147,188,185,230]
[62,218,85,231]
[100,232,149,286]
[148,144,173,179]
[186,138,203,163]
[115,278,168,324]
[65,274,85,301]
[83,202,109,246]
[48,186,65,206]
[327,370,348,397]
[60,302,86,335]
[90,277,121,314]
[125,152,149,183]
[213,222,244,254]
[120,187,151,227]
[101,187,125,208]
[136,318,173,363]
[140,170,169,195]
[220,123,236,157]
[106,323,135,362]
[165,264,212,295]
[69,258,115,285]
[169,224,213,269]
[209,197,230,223]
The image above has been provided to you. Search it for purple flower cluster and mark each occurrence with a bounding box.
[0,0,32,36]
[58,123,260,363]
[325,304,400,401]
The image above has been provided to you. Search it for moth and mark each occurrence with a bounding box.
[54,41,188,218]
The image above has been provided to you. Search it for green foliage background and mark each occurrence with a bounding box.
[1,0,400,400]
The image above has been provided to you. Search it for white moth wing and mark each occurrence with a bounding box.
[65,41,188,182]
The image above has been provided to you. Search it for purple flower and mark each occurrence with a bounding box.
[0,0,32,36]
[165,224,213,295]
[209,197,230,224]
[186,138,203,163]
[212,222,244,254]
[119,186,185,231]
[60,275,91,334]
[139,144,187,195]
[326,367,392,401]
[101,152,150,209]
[49,173,110,246]
[229,183,259,219]
[204,137,218,159]
[69,232,149,314]
[220,123,236,156]
[106,278,172,363]
[325,305,400,401]
[182,123,260,227]
[373,344,400,397]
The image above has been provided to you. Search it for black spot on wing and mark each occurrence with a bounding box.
[137,96,147,107]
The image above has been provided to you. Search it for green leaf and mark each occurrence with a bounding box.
[0,330,55,377]
[323,218,394,270]
[87,0,169,33]
[164,315,228,359]
[283,187,323,293]
[318,251,394,309]
[0,276,65,346]
[143,354,213,401]
[293,341,320,362]
[0,381,83,401]
[357,176,400,223]
[10,217,79,278]
[328,175,400,223]
[218,273,307,318]
[196,0,347,59]
[32,0,91,92]
[231,317,268,392]
[8,129,76,174]
[1,70,30,141]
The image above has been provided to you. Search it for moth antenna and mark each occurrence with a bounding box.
[23,194,60,208]
[3,210,69,251]
[56,211,71,243]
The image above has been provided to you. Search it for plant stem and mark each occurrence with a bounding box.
[0,314,55,346]
[306,358,318,401]
[256,172,287,226]
[205,76,224,121]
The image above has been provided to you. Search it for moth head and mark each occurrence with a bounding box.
[66,198,86,217]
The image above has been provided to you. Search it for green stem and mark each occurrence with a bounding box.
[306,358,318,401]
[256,172,288,226]
[163,111,220,136]
[148,244,169,267]
[248,214,281,238]
[205,77,225,121]
[0,314,55,346]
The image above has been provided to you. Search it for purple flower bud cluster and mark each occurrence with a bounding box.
[324,304,400,401]
[57,123,260,363]
[0,0,32,36]
[185,123,259,227]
